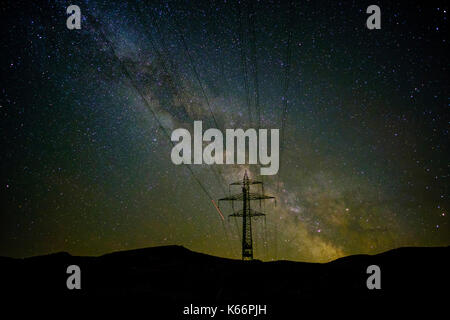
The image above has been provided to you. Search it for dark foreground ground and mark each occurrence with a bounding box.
[1,245,448,317]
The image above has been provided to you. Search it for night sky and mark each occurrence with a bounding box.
[1,0,448,262]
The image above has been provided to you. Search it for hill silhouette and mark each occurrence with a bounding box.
[1,245,448,315]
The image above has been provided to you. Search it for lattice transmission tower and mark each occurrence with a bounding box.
[218,171,275,260]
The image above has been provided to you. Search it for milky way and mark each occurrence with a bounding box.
[1,0,448,262]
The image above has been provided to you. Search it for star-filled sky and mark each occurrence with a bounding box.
[1,0,448,262]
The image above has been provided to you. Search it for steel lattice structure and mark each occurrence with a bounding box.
[219,171,275,260]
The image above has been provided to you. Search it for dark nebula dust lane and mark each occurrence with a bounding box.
[0,0,448,262]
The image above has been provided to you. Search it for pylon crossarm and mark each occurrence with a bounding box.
[230,209,266,217]
[247,193,275,200]
[229,213,264,217]
[219,193,274,202]
[229,180,263,186]
[250,212,266,217]
[229,213,244,217]
[219,193,243,201]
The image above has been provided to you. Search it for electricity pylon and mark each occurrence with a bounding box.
[218,171,275,260]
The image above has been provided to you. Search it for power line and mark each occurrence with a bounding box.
[88,9,238,255]
[133,3,230,194]
[165,8,233,203]
[172,19,220,130]
[86,13,217,206]
[277,1,295,192]
[246,0,261,130]
[274,1,296,260]
[236,1,252,125]
[145,5,240,252]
